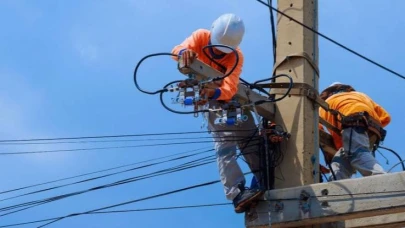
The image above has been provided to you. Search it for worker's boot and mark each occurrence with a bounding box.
[232,183,264,213]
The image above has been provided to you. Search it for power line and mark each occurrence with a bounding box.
[36,178,224,228]
[255,0,405,81]
[0,129,257,143]
[89,203,231,214]
[0,149,214,203]
[0,147,260,218]
[0,202,231,228]
[3,185,405,228]
[0,155,218,217]
[0,141,215,155]
[0,138,259,155]
[267,0,277,64]
[0,147,212,195]
[0,135,252,146]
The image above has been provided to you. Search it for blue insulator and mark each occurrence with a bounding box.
[184,98,193,105]
[226,118,236,125]
[241,115,248,121]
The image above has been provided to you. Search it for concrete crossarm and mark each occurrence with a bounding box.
[245,171,405,228]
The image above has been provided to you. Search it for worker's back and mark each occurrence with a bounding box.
[320,91,391,149]
[324,91,390,127]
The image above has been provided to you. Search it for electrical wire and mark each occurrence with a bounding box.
[199,41,274,98]
[0,136,249,146]
[252,74,293,104]
[0,138,253,155]
[0,154,219,216]
[0,147,212,195]
[0,129,257,144]
[0,149,214,202]
[201,44,239,81]
[0,141,261,217]
[255,0,405,81]
[159,80,208,115]
[378,146,405,171]
[268,0,277,64]
[133,53,176,95]
[89,202,231,214]
[387,160,405,173]
[36,173,258,228]
[0,203,231,228]
[133,44,238,97]
[3,186,405,228]
[22,175,405,228]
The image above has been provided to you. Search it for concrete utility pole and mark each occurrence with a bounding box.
[271,0,319,189]
[244,1,405,227]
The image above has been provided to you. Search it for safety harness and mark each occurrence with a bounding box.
[319,85,387,150]
[260,82,388,151]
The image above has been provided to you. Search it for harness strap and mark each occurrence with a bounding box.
[340,112,386,142]
[252,82,387,143]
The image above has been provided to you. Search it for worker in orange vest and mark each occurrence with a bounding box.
[319,82,391,180]
[171,13,264,213]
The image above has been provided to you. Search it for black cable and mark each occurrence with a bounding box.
[0,138,249,155]
[37,172,256,228]
[0,143,261,217]
[0,149,214,203]
[0,155,217,216]
[201,44,239,81]
[253,74,293,105]
[199,42,275,98]
[36,177,222,228]
[320,146,337,181]
[0,129,257,143]
[4,186,405,228]
[0,203,231,228]
[0,146,211,195]
[0,136,248,146]
[159,80,208,115]
[133,53,175,95]
[255,0,405,81]
[133,44,238,97]
[90,202,231,214]
[378,146,405,171]
[268,0,277,64]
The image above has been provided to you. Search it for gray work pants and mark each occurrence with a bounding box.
[329,127,386,181]
[206,100,262,201]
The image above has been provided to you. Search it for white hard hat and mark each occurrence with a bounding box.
[328,82,343,88]
[210,13,245,54]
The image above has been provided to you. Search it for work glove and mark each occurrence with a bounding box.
[195,88,217,106]
[180,49,198,67]
[200,88,216,99]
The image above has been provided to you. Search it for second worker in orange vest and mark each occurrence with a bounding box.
[319,82,391,180]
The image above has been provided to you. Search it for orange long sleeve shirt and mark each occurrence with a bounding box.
[171,29,243,101]
[319,91,391,149]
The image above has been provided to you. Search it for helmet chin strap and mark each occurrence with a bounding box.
[207,39,226,60]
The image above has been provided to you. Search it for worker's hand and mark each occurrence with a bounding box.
[181,49,198,67]
[200,88,216,99]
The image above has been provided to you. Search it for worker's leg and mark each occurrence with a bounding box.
[329,148,355,180]
[209,126,245,201]
[206,100,246,201]
[206,102,263,213]
[235,111,262,188]
[342,127,386,177]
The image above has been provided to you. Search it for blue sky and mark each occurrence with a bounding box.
[0,0,403,227]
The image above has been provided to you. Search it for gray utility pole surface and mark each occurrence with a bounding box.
[245,0,405,228]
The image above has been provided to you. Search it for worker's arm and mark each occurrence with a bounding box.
[211,51,244,101]
[171,29,206,61]
[372,102,391,127]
